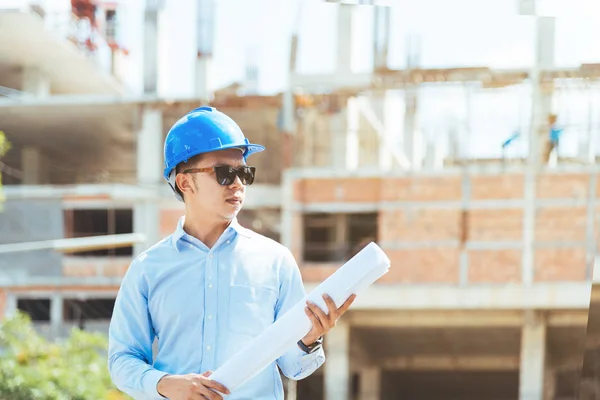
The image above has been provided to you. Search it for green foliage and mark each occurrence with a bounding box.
[0,131,9,158]
[0,311,129,400]
[0,130,9,209]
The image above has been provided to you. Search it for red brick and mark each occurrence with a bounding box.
[468,250,521,283]
[535,207,587,242]
[102,259,131,277]
[534,248,587,281]
[298,178,381,203]
[160,208,184,237]
[468,209,523,241]
[62,258,98,277]
[300,264,338,283]
[381,176,462,202]
[537,173,589,199]
[379,209,461,242]
[381,248,460,284]
[470,175,524,200]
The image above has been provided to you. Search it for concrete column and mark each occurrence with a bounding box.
[324,320,351,400]
[522,16,555,286]
[21,67,50,97]
[134,107,163,255]
[196,0,215,99]
[143,6,159,94]
[519,311,547,400]
[370,93,393,171]
[359,366,381,400]
[21,146,43,184]
[196,57,213,100]
[50,292,63,339]
[336,5,353,74]
[286,378,297,400]
[330,106,348,170]
[372,6,390,70]
[136,107,163,186]
[403,87,419,169]
[346,96,360,170]
[4,292,17,318]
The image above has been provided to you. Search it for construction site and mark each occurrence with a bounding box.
[1,0,600,399]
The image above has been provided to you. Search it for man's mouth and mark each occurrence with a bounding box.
[226,197,242,205]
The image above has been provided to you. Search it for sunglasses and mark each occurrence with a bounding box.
[181,165,256,186]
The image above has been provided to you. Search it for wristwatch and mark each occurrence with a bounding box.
[297,336,323,354]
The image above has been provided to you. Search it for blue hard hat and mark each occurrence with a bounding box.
[163,106,265,181]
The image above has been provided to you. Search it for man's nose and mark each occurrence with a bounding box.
[229,174,243,188]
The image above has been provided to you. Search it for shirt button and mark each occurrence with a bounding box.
[206,345,211,351]
[226,240,230,244]
[207,315,212,320]
[208,284,213,289]
[208,276,212,280]
[209,254,213,259]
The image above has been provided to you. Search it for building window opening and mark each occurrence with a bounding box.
[64,298,115,330]
[17,298,51,321]
[65,209,133,256]
[303,213,378,263]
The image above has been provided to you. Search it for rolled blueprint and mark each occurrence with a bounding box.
[209,241,391,394]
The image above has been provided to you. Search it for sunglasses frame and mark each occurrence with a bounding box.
[181,165,256,186]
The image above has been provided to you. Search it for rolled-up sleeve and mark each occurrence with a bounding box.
[274,250,326,380]
[108,260,168,399]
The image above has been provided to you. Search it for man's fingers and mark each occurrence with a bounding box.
[307,301,328,325]
[321,294,340,325]
[337,294,356,315]
[203,378,230,395]
[305,305,324,330]
[201,370,213,377]
[197,385,222,400]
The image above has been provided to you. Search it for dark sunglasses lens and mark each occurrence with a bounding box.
[240,167,255,185]
[214,166,256,186]
[215,166,235,185]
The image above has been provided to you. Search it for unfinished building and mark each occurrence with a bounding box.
[1,1,599,399]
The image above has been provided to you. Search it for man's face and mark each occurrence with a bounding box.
[178,148,248,221]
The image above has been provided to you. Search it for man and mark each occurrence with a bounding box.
[108,106,356,400]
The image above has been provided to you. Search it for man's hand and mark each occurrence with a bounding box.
[157,371,230,400]
[301,293,356,346]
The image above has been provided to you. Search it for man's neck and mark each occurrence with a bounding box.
[183,214,232,249]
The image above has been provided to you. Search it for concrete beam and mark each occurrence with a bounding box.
[348,309,588,328]
[378,355,520,371]
[0,233,146,254]
[302,283,593,310]
[0,277,124,288]
[283,163,600,179]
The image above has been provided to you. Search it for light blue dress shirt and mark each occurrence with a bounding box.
[108,217,325,399]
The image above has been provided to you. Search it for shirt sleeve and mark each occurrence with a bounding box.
[274,249,326,380]
[108,259,169,399]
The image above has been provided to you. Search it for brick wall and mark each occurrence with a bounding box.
[63,257,131,278]
[294,172,597,285]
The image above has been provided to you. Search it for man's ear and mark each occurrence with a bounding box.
[175,173,195,196]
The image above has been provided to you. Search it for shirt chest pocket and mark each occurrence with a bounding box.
[228,284,277,336]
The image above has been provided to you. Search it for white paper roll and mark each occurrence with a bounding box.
[209,242,391,395]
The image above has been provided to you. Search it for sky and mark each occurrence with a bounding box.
[210,0,600,94]
[204,0,600,159]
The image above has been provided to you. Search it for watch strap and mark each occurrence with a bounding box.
[297,336,324,354]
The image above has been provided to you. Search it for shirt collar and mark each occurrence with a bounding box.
[171,216,251,251]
